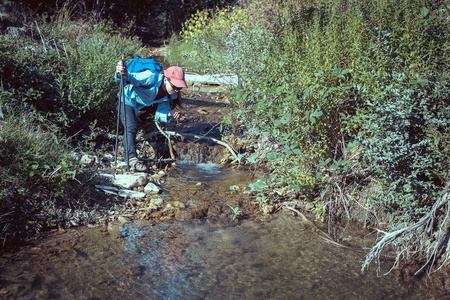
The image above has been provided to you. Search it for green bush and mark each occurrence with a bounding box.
[361,77,450,219]
[178,0,450,222]
[55,33,142,129]
[0,113,87,246]
[0,16,142,133]
[0,41,60,118]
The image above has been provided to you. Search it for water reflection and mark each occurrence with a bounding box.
[115,215,426,300]
[0,214,431,299]
[0,162,431,299]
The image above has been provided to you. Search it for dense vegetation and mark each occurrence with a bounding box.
[0,3,145,247]
[1,0,450,275]
[3,0,237,41]
[174,0,450,273]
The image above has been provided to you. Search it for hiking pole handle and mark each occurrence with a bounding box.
[118,56,129,83]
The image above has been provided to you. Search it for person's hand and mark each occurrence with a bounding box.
[172,111,182,120]
[116,60,126,75]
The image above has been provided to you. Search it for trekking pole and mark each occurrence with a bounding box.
[114,82,121,172]
[114,57,130,172]
[120,56,130,172]
[121,76,130,172]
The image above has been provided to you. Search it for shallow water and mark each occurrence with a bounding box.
[116,216,427,300]
[0,215,429,300]
[0,163,432,299]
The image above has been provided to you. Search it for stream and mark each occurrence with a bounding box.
[0,78,438,299]
[0,162,432,299]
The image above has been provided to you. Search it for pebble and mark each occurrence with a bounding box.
[118,216,130,223]
[261,204,275,215]
[150,197,164,208]
[173,201,186,209]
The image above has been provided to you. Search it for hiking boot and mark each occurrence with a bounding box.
[128,157,148,172]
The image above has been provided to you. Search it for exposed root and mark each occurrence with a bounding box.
[362,184,450,276]
[93,128,239,161]
[143,131,239,161]
[154,121,175,160]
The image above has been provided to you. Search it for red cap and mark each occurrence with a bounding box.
[164,66,188,88]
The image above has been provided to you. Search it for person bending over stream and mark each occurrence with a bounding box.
[115,59,188,172]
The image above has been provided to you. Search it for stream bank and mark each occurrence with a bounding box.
[1,71,450,299]
[0,77,263,250]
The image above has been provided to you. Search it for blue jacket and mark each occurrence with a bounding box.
[115,70,177,123]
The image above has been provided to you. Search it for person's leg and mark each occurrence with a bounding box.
[115,100,138,160]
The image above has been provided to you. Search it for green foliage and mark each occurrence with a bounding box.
[176,0,450,223]
[55,33,141,129]
[0,41,60,118]
[0,114,82,196]
[361,73,450,219]
[0,113,94,246]
[179,3,273,75]
[228,205,242,221]
[0,12,143,248]
[0,16,142,132]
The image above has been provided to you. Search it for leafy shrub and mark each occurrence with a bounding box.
[361,72,450,219]
[179,3,273,76]
[55,33,142,129]
[0,15,142,132]
[177,0,450,223]
[0,113,89,246]
[0,41,60,118]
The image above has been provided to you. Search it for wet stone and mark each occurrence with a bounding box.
[118,189,146,199]
[144,182,161,194]
[118,216,130,223]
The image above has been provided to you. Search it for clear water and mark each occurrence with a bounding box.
[173,161,225,182]
[0,163,431,299]
[0,215,430,300]
[113,216,425,300]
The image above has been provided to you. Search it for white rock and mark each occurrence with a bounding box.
[113,173,147,189]
[173,201,185,209]
[144,182,161,194]
[164,203,174,212]
[137,202,159,211]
